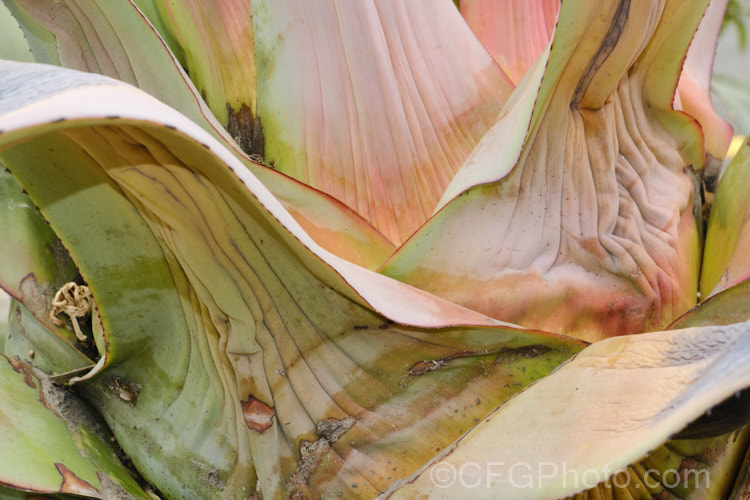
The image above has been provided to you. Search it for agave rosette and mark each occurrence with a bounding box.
[0,0,749,499]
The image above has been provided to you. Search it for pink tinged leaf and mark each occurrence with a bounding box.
[5,0,395,268]
[253,0,513,245]
[459,0,559,85]
[675,0,733,165]
[0,60,500,331]
[382,0,709,342]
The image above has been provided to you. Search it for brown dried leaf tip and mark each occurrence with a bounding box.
[55,462,100,497]
[50,282,92,342]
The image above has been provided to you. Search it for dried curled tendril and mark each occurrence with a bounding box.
[50,282,92,342]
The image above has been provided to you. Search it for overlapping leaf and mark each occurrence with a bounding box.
[250,0,513,244]
[0,0,749,498]
[0,354,151,498]
[382,0,709,342]
[384,321,750,499]
[459,0,559,84]
[0,60,582,498]
[2,0,396,269]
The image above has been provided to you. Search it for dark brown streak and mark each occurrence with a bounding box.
[571,0,631,109]
[407,344,553,377]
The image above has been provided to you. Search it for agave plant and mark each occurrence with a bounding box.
[0,0,750,498]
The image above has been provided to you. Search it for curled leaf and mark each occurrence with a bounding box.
[382,0,708,341]
[0,60,582,498]
[3,0,396,268]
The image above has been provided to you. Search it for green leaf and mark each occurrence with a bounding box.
[0,164,89,371]
[132,0,258,135]
[670,278,750,330]
[5,298,93,377]
[0,167,77,310]
[701,136,750,297]
[0,355,151,498]
[0,1,32,62]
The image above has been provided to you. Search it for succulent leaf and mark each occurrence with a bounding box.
[0,166,90,371]
[671,277,750,329]
[563,429,750,499]
[0,355,151,498]
[251,0,513,244]
[1,0,396,269]
[384,322,750,499]
[459,0,559,84]
[4,298,93,377]
[131,0,258,143]
[382,0,709,341]
[0,1,31,62]
[0,60,583,498]
[701,136,750,297]
[675,0,734,165]
[0,167,77,318]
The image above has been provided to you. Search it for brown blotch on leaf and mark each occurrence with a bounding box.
[193,461,226,489]
[316,416,356,444]
[529,345,553,356]
[18,274,53,321]
[107,376,142,406]
[290,438,331,495]
[407,350,474,376]
[407,344,553,378]
[407,358,448,377]
[226,102,265,157]
[205,469,224,489]
[242,395,275,432]
[495,344,553,361]
[55,463,100,497]
[8,357,37,389]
